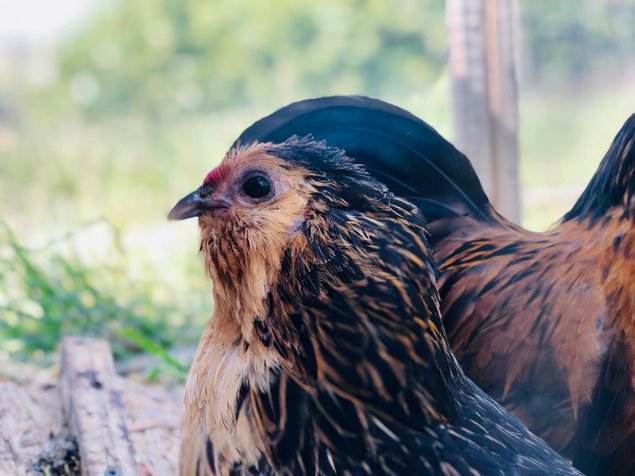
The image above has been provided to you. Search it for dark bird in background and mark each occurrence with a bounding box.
[236,96,635,476]
[169,136,580,475]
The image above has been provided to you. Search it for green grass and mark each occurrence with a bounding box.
[0,221,207,379]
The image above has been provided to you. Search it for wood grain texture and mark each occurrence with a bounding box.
[0,381,64,475]
[123,380,182,476]
[447,0,520,221]
[0,342,182,475]
[61,337,138,476]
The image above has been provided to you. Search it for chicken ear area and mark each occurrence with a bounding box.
[234,95,496,226]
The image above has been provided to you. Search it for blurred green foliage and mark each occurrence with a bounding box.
[1,0,634,370]
[0,222,203,377]
[54,0,447,117]
[4,0,634,231]
[42,0,635,119]
[523,0,635,85]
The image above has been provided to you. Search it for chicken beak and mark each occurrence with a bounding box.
[168,189,207,220]
[168,188,227,220]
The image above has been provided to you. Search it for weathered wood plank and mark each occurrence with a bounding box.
[123,380,182,475]
[61,337,138,476]
[0,381,65,475]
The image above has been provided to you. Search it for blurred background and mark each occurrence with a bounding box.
[1,0,634,375]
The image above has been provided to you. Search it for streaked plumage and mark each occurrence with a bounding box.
[170,136,580,475]
[237,96,634,476]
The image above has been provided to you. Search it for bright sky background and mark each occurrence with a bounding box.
[0,0,104,45]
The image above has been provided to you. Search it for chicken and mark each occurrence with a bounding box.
[235,96,634,476]
[169,136,580,475]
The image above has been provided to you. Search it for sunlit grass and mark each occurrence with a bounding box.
[0,221,208,379]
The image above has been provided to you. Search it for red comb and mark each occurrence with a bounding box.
[203,163,229,185]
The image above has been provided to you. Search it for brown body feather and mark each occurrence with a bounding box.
[436,212,635,469]
[430,118,635,476]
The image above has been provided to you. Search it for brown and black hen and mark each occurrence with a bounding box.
[169,135,579,475]
[237,96,634,476]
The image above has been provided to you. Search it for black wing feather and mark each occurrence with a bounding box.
[235,96,495,224]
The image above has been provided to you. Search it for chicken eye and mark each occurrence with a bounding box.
[242,175,271,199]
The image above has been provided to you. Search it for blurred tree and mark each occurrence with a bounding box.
[54,0,447,118]
[3,0,633,232]
[522,0,635,87]
[46,0,635,119]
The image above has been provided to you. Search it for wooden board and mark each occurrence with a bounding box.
[0,381,65,475]
[61,337,139,475]
[0,339,183,475]
[124,381,181,475]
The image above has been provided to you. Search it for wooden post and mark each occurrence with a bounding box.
[61,337,138,476]
[447,0,521,222]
